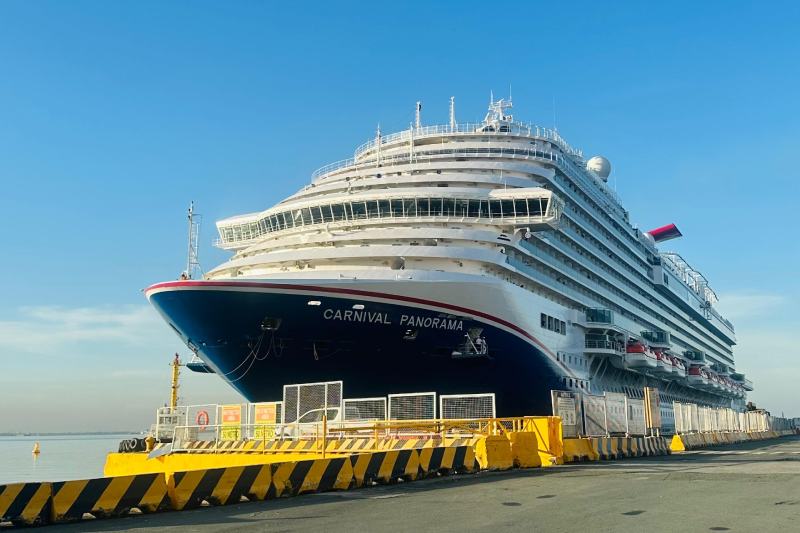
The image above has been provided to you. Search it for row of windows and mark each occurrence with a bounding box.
[219,196,552,244]
[557,183,732,358]
[527,231,732,362]
[560,376,589,390]
[541,313,567,335]
[556,352,588,368]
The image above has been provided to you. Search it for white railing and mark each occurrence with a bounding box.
[352,122,584,161]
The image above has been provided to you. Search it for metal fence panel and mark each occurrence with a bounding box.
[343,397,387,421]
[690,404,700,432]
[582,394,608,436]
[283,381,343,423]
[673,402,685,434]
[605,393,628,434]
[551,390,583,438]
[388,392,436,420]
[627,398,646,436]
[439,394,496,419]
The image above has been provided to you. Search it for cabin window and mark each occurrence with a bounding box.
[366,200,380,218]
[351,202,367,219]
[390,199,404,217]
[403,198,417,216]
[417,198,430,217]
[429,197,443,216]
[479,200,490,218]
[501,200,514,217]
[513,199,528,217]
[442,198,455,217]
[330,203,346,222]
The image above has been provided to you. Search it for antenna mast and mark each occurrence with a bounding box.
[449,96,456,130]
[170,353,181,409]
[415,101,422,129]
[185,201,202,280]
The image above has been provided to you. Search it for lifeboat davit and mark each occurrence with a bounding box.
[626,341,657,369]
[673,357,687,378]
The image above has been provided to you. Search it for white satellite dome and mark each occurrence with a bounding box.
[586,156,611,181]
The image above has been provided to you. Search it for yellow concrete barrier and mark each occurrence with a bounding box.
[50,473,168,522]
[104,451,329,477]
[474,435,513,470]
[563,438,597,462]
[0,482,51,526]
[272,457,354,496]
[166,463,272,510]
[417,445,478,477]
[507,432,541,468]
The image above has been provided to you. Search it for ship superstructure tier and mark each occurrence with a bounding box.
[146,97,751,425]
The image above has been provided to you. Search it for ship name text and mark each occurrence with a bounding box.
[322,308,463,331]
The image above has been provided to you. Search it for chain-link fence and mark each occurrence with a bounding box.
[343,397,387,421]
[388,392,436,420]
[283,381,343,423]
[439,394,496,420]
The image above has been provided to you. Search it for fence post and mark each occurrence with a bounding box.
[322,415,327,459]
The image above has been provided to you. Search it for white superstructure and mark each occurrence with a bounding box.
[196,97,750,424]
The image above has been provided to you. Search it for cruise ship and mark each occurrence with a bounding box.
[145,97,753,426]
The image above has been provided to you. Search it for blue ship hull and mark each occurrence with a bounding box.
[148,282,564,416]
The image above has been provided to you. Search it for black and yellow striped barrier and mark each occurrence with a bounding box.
[271,456,354,496]
[419,445,479,475]
[50,473,169,522]
[0,482,51,526]
[351,449,421,485]
[168,464,272,510]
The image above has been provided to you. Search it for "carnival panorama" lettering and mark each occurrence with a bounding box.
[322,308,463,331]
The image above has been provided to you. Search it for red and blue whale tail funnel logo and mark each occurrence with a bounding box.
[647,223,682,243]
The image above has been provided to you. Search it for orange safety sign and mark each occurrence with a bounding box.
[221,404,242,425]
[254,403,277,423]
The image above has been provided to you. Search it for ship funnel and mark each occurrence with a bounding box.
[647,223,682,243]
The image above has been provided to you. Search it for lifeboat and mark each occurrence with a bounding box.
[626,341,657,369]
[652,349,672,374]
[688,365,709,387]
[665,355,679,374]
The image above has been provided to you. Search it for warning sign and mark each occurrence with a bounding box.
[551,390,583,437]
[558,397,577,426]
[220,404,242,440]
[253,403,277,439]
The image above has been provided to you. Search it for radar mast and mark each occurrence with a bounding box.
[184,201,202,280]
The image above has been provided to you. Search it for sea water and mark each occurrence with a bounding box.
[0,434,139,484]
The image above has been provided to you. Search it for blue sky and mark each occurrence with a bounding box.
[1,1,798,431]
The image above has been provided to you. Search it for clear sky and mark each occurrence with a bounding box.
[1,1,798,432]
